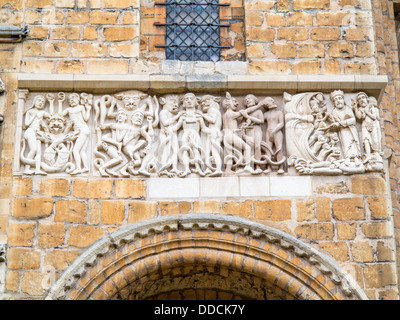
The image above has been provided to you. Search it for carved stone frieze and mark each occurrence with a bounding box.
[16,89,384,177]
[20,92,93,175]
[285,91,384,175]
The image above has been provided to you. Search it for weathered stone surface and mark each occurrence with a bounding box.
[351,176,387,195]
[102,200,125,224]
[72,179,113,199]
[7,248,41,269]
[127,201,157,224]
[68,225,104,247]
[114,179,146,198]
[8,222,35,246]
[39,178,69,196]
[55,200,87,223]
[12,197,53,218]
[39,223,66,247]
[332,197,365,221]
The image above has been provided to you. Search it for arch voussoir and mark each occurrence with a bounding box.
[47,214,368,301]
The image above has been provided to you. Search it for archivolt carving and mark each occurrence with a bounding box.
[45,214,368,300]
[17,90,383,177]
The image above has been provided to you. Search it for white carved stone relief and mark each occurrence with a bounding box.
[20,92,93,175]
[286,91,383,175]
[93,90,159,177]
[16,90,384,177]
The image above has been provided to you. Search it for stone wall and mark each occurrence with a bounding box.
[4,173,398,299]
[371,0,400,296]
[0,0,399,300]
[0,0,377,75]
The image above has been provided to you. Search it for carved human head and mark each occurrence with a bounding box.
[131,109,144,126]
[116,110,128,123]
[181,93,198,109]
[330,90,345,109]
[356,92,368,107]
[263,97,277,109]
[47,114,66,134]
[244,94,258,107]
[33,95,46,110]
[69,93,80,107]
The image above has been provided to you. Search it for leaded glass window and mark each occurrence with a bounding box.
[155,0,230,62]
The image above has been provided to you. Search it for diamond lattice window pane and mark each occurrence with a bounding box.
[164,0,223,61]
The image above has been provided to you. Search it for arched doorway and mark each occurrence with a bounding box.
[46,214,368,300]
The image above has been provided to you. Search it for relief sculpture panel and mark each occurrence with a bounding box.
[285,90,384,175]
[20,92,93,175]
[16,89,384,178]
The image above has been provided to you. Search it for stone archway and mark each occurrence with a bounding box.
[46,214,368,300]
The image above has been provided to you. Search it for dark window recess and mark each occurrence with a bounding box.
[155,0,230,61]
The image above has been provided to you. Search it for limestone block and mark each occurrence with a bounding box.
[239,176,269,197]
[199,177,239,198]
[147,177,199,199]
[270,176,312,196]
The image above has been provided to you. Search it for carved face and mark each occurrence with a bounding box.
[131,111,144,126]
[333,95,344,109]
[34,95,46,110]
[122,95,141,110]
[69,93,80,107]
[48,114,66,134]
[265,97,277,109]
[244,95,258,108]
[201,98,212,112]
[166,97,179,114]
[116,111,128,123]
[223,97,238,111]
[182,94,196,109]
[357,94,368,107]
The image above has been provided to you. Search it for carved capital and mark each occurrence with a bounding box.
[18,89,29,101]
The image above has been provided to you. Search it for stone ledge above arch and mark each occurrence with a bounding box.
[45,214,368,300]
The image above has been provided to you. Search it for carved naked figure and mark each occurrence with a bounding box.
[240,94,264,174]
[20,92,90,175]
[158,95,182,177]
[123,109,154,176]
[94,90,159,177]
[21,94,50,175]
[175,93,206,177]
[261,97,285,174]
[233,95,287,174]
[199,95,223,177]
[353,92,383,171]
[97,110,130,177]
[222,92,254,175]
[61,93,92,175]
